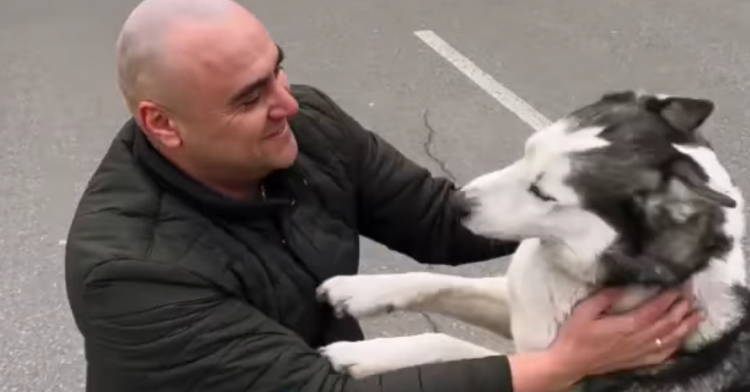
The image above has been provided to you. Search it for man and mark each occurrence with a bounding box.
[64,0,702,391]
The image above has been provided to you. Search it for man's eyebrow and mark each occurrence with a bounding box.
[227,44,285,107]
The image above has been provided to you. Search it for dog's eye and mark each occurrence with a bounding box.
[529,184,557,202]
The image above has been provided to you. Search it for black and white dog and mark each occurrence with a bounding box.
[316,91,750,391]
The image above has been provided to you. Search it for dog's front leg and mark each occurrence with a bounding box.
[317,272,513,338]
[320,333,499,379]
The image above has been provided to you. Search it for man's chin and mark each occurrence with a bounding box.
[272,135,299,170]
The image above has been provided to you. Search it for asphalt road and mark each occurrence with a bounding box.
[1,0,749,390]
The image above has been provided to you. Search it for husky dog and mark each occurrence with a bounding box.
[316,91,750,391]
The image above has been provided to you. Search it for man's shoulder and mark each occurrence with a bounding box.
[289,84,360,137]
[66,119,156,255]
[290,84,337,112]
[288,84,368,164]
[64,120,204,293]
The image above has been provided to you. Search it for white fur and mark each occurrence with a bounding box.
[319,272,513,338]
[672,144,746,349]
[317,111,747,384]
[321,333,497,379]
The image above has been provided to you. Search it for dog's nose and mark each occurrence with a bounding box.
[452,190,479,216]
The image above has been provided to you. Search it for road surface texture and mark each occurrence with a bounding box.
[1,0,749,390]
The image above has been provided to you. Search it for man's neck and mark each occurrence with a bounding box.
[199,177,264,201]
[156,147,265,202]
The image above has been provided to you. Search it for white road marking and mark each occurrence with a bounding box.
[414,30,551,132]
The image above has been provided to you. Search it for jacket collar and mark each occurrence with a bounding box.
[130,120,294,220]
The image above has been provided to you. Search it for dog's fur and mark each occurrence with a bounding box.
[315,91,750,391]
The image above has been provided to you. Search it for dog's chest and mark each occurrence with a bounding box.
[506,239,592,352]
[506,239,675,353]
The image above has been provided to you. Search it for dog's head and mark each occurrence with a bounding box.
[460,91,741,288]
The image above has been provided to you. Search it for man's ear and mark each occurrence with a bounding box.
[646,96,715,134]
[138,101,183,149]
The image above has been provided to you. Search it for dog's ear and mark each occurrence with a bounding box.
[645,96,715,134]
[669,157,737,209]
[636,155,735,228]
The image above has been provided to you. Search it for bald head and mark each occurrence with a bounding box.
[115,0,257,113]
[114,0,299,197]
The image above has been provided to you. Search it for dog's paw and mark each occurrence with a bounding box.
[316,273,437,319]
[320,333,498,379]
[320,340,392,379]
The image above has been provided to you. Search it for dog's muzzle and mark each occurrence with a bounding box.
[452,190,480,217]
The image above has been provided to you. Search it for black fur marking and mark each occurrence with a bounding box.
[595,199,731,287]
[563,91,733,288]
[579,285,750,392]
[567,92,712,148]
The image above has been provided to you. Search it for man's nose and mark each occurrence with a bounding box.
[268,81,299,120]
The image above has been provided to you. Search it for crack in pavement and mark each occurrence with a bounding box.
[421,108,459,182]
[417,108,458,334]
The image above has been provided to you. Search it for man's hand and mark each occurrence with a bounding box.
[507,288,702,392]
[550,288,703,379]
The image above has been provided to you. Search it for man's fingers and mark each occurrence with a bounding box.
[604,290,683,332]
[681,281,695,299]
[636,299,693,347]
[598,301,704,373]
[633,291,685,326]
[573,288,627,319]
[624,310,703,368]
[653,311,703,351]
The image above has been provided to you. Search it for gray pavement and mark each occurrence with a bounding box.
[1,0,749,390]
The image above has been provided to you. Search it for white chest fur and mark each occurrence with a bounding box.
[506,238,590,352]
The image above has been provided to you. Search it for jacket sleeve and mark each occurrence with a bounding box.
[79,259,515,392]
[303,86,519,265]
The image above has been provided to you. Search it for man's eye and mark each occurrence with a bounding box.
[240,93,261,107]
[528,184,557,202]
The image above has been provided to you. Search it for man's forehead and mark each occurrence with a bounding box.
[163,18,277,96]
[226,44,284,107]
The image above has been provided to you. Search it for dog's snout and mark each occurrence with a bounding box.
[453,190,480,216]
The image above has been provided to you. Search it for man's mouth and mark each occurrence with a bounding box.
[264,122,287,139]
